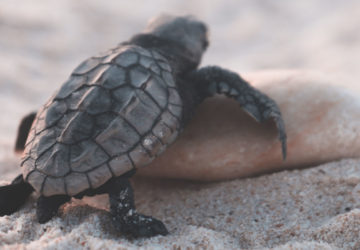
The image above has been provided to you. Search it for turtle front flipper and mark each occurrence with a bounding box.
[0,174,34,216]
[106,177,168,238]
[15,112,37,153]
[191,66,287,159]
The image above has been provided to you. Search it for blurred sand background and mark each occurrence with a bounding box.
[1,0,360,249]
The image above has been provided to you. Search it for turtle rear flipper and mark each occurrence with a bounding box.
[0,175,34,216]
[107,177,169,237]
[15,112,37,153]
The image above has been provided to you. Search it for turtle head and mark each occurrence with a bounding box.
[144,14,209,68]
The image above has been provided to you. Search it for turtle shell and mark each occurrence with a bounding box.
[21,45,183,196]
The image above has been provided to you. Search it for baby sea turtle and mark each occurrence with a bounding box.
[0,15,287,238]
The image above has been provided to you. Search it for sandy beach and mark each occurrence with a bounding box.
[1,1,360,249]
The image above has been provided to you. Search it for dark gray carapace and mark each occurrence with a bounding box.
[22,45,182,197]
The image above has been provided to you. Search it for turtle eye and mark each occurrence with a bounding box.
[202,39,209,50]
[200,23,207,32]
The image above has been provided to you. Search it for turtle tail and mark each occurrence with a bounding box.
[0,174,34,216]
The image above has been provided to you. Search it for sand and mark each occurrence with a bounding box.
[1,159,360,249]
[1,0,360,249]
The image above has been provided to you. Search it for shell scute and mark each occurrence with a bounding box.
[35,129,57,156]
[123,90,161,135]
[139,56,154,68]
[45,100,67,127]
[145,78,168,108]
[142,134,163,156]
[72,57,102,75]
[36,144,70,177]
[87,64,112,85]
[77,87,112,115]
[64,86,90,110]
[55,76,86,100]
[130,66,151,88]
[109,155,133,176]
[88,165,113,189]
[112,86,136,111]
[70,140,108,172]
[95,116,140,156]
[42,177,66,196]
[101,66,126,89]
[26,171,46,193]
[65,173,90,196]
[114,51,139,67]
[58,112,94,144]
[129,144,154,169]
